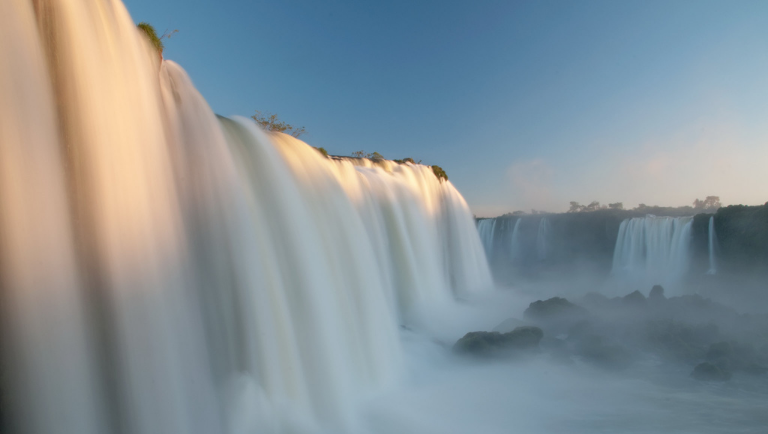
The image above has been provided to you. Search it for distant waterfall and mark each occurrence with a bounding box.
[707,216,718,275]
[0,2,492,433]
[612,216,694,287]
[477,218,497,258]
[536,217,551,261]
[476,217,524,263]
[510,218,522,261]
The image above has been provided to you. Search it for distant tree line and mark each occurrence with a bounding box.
[566,196,721,214]
[568,201,624,213]
[499,196,723,217]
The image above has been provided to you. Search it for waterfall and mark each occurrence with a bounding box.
[707,216,718,275]
[536,217,550,261]
[476,217,523,264]
[0,1,492,433]
[477,219,496,259]
[612,215,693,288]
[510,218,523,261]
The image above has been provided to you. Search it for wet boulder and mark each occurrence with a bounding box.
[649,285,666,301]
[453,332,508,356]
[524,297,590,333]
[505,326,545,349]
[453,326,543,357]
[622,290,647,307]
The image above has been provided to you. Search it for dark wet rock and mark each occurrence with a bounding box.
[506,326,544,349]
[453,326,543,357]
[649,285,666,300]
[622,290,647,306]
[525,297,585,320]
[691,362,732,381]
[492,317,527,333]
[524,297,590,333]
[574,334,632,371]
[453,332,507,356]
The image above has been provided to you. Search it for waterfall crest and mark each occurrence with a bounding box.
[0,1,492,433]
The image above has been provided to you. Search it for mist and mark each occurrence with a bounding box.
[349,262,768,433]
[362,290,768,434]
[424,210,768,434]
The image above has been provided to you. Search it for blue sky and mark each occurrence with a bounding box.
[124,0,768,216]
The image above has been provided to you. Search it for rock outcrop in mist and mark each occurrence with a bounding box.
[455,285,768,382]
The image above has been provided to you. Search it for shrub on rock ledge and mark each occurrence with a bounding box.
[137,22,163,55]
[432,165,448,182]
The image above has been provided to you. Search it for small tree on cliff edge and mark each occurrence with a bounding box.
[252,111,306,138]
[136,23,178,57]
[432,165,448,182]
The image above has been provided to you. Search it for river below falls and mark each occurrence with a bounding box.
[357,289,768,434]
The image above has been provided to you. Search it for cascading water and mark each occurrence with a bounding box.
[475,217,523,265]
[707,216,719,275]
[0,1,492,433]
[611,215,694,289]
[476,216,547,266]
[477,218,497,261]
[535,217,550,261]
[509,218,523,261]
